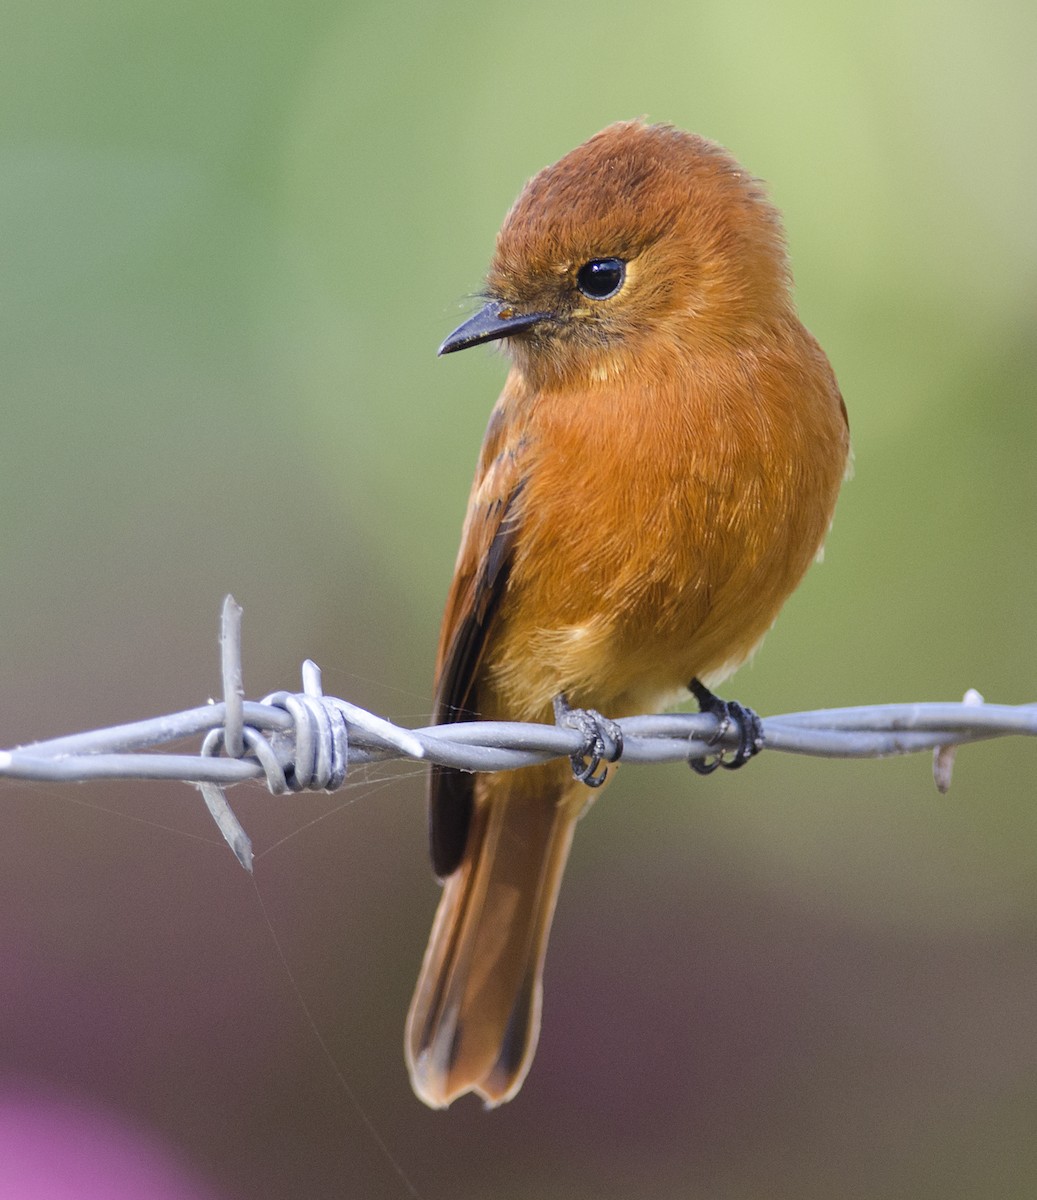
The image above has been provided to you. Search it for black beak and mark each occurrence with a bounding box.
[438,300,552,356]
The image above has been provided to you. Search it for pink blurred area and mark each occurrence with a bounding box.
[0,1088,224,1200]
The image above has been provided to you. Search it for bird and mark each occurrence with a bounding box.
[405,120,849,1109]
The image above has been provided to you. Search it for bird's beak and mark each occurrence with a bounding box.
[438,300,552,356]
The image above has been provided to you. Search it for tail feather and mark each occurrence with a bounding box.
[406,771,579,1108]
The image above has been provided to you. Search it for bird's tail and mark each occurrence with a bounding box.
[406,769,580,1108]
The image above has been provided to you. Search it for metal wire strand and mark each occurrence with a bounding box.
[1,597,1034,871]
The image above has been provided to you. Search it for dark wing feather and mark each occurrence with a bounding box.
[428,458,524,878]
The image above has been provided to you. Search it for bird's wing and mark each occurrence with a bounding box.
[428,413,526,878]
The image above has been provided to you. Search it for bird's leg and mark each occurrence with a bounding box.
[553,694,624,787]
[687,678,764,775]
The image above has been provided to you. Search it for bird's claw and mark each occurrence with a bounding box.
[553,694,624,787]
[688,678,763,775]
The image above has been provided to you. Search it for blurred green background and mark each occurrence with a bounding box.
[2,1,1036,1197]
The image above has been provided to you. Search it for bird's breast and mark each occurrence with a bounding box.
[481,334,847,721]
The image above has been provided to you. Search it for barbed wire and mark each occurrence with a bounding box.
[1,596,1033,872]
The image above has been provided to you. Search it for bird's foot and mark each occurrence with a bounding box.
[688,678,763,775]
[553,694,624,787]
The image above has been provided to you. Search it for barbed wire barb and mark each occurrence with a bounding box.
[197,595,252,869]
[2,597,1035,870]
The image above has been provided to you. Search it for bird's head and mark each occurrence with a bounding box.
[439,120,795,386]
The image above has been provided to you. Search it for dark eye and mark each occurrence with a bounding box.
[576,257,626,300]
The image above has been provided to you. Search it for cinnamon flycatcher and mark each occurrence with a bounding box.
[406,120,849,1108]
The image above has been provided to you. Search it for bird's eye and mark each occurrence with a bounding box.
[576,257,626,300]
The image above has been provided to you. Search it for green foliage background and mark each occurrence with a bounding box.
[1,2,1035,1197]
